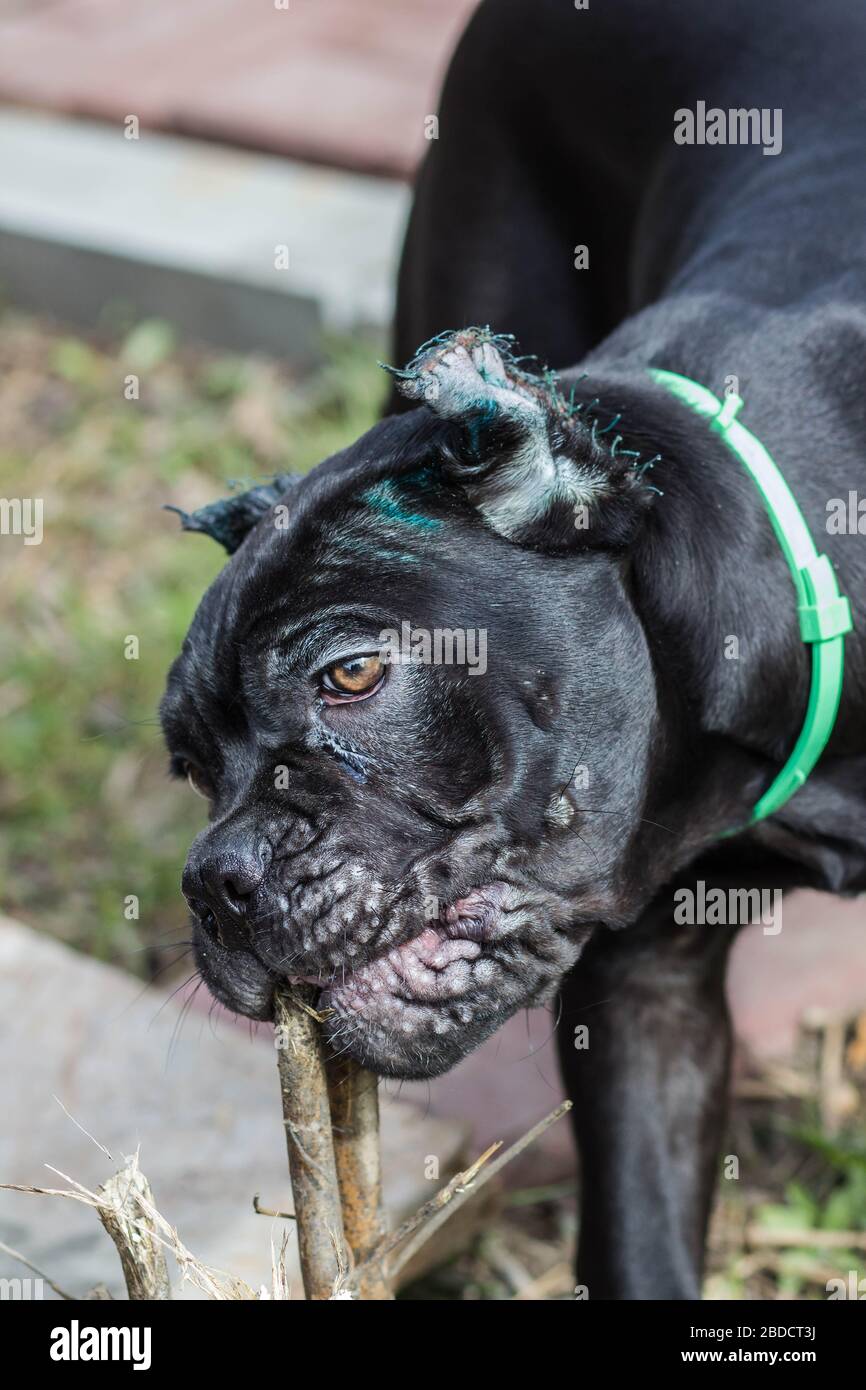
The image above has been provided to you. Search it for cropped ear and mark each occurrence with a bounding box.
[389,328,657,551]
[165,473,298,554]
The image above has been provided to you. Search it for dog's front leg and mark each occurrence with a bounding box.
[557,884,739,1299]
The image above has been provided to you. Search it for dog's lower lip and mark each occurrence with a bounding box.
[313,882,510,1010]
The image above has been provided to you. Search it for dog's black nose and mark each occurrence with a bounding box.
[202,856,262,913]
[183,848,267,947]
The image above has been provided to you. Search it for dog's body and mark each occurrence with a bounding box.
[390,0,866,1296]
[162,0,866,1298]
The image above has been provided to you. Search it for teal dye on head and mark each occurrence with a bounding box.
[360,478,443,532]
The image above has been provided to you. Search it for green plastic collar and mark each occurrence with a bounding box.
[650,368,854,829]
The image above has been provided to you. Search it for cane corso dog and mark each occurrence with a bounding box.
[161,0,866,1298]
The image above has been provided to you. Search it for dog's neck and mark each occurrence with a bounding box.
[565,366,816,845]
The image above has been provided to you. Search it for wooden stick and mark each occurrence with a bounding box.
[274,985,347,1299]
[97,1161,171,1300]
[324,1052,393,1300]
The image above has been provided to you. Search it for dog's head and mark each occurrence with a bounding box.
[160,330,662,1077]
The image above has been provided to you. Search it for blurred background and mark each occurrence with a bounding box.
[1,0,865,1301]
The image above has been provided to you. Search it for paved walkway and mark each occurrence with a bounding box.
[0,0,477,177]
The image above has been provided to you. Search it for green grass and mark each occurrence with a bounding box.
[0,310,384,971]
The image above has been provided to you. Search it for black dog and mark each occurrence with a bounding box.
[161,0,866,1298]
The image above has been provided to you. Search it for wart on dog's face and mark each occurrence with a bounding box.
[160,331,659,1078]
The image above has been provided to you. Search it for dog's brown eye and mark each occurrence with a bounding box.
[322,654,385,699]
[184,762,213,799]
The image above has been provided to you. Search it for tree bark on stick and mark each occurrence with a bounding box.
[325,1052,393,1300]
[274,985,347,1299]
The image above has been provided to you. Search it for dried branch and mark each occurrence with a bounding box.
[1,1154,265,1300]
[253,1194,296,1220]
[97,1161,171,1300]
[365,1100,572,1284]
[325,1052,392,1300]
[0,1237,75,1300]
[745,1224,866,1250]
[274,984,347,1299]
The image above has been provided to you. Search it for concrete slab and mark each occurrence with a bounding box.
[0,918,468,1299]
[0,109,408,354]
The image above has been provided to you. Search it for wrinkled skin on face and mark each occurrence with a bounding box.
[160,332,661,1078]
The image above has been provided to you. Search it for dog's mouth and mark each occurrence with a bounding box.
[295,881,526,1073]
[284,880,501,991]
[312,882,531,1077]
[281,883,507,984]
[191,879,583,1078]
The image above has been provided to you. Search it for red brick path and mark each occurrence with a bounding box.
[0,0,478,177]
